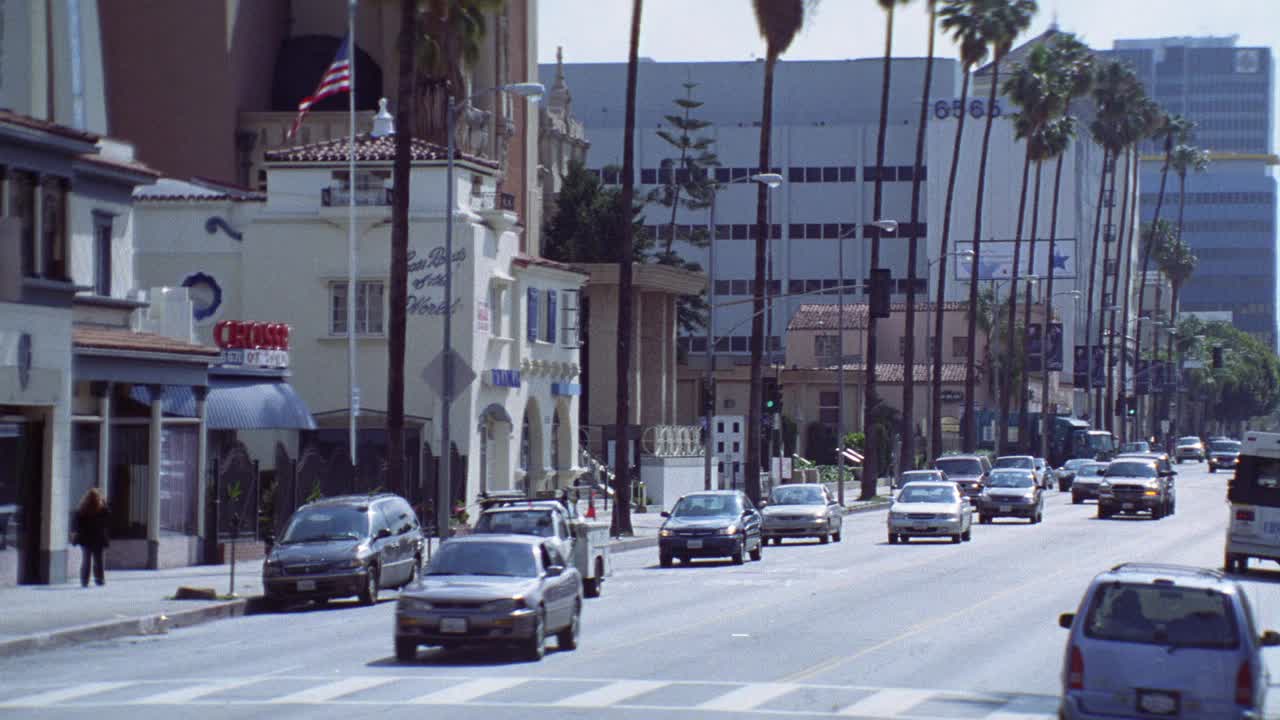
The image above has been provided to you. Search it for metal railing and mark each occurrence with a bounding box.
[471,191,516,211]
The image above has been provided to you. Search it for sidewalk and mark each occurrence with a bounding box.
[0,483,890,659]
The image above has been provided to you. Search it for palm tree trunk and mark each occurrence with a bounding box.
[1133,138,1174,438]
[1148,280,1163,440]
[1082,149,1109,425]
[746,50,778,505]
[864,4,895,497]
[1116,147,1139,443]
[999,148,1033,455]
[1104,150,1131,435]
[900,0,936,473]
[387,0,415,500]
[612,0,642,536]
[963,51,1003,452]
[1167,171,1187,437]
[1094,157,1119,426]
[931,71,971,459]
[1040,151,1066,460]
[1018,160,1044,450]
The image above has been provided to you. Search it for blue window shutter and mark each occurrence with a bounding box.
[546,290,557,343]
[527,288,539,341]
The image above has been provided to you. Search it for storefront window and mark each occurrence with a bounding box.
[71,424,100,527]
[159,426,198,535]
[109,425,150,539]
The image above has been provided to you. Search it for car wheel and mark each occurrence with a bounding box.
[833,529,842,543]
[888,532,898,544]
[358,566,379,606]
[961,528,972,542]
[951,533,962,544]
[584,559,604,598]
[402,557,420,589]
[1176,458,1183,464]
[979,514,991,525]
[1152,504,1164,520]
[395,636,417,662]
[557,601,581,651]
[1097,506,1112,519]
[749,542,763,562]
[659,551,673,568]
[1209,465,1216,473]
[731,541,745,565]
[819,532,830,545]
[524,607,547,661]
[1072,492,1083,505]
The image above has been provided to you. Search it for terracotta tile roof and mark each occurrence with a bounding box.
[73,326,219,358]
[77,153,162,180]
[263,133,498,167]
[513,253,591,276]
[0,109,100,143]
[787,302,970,331]
[135,177,265,202]
[798,361,969,383]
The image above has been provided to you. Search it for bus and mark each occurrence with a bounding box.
[1224,431,1280,573]
[1031,417,1116,468]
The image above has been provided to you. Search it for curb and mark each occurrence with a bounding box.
[0,596,256,659]
[843,500,892,515]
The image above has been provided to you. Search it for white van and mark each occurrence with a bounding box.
[1224,431,1280,573]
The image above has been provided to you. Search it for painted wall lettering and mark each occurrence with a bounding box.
[406,246,468,316]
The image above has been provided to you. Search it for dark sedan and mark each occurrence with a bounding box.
[394,535,582,662]
[1207,439,1241,473]
[659,490,763,566]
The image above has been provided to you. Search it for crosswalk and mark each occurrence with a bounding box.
[0,674,1061,717]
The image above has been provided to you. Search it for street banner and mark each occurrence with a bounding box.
[1091,345,1106,388]
[1135,358,1150,395]
[1027,324,1043,372]
[1046,323,1064,371]
[1073,345,1088,387]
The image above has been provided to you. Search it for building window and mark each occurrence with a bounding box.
[550,412,561,471]
[527,288,540,341]
[327,169,390,206]
[545,289,557,343]
[40,178,67,280]
[815,334,839,363]
[560,289,580,346]
[819,391,839,425]
[10,170,36,277]
[952,336,968,359]
[520,414,531,473]
[93,212,113,297]
[730,336,748,353]
[330,281,385,335]
[489,284,506,338]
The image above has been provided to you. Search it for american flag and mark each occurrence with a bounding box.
[288,34,353,140]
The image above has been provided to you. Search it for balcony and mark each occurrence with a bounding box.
[321,186,393,207]
[472,191,518,232]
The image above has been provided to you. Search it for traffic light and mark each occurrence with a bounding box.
[869,268,892,319]
[700,382,715,415]
[1212,346,1225,369]
[763,388,782,414]
[1126,396,1137,417]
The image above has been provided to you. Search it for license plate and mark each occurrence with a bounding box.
[913,523,929,530]
[297,580,316,591]
[999,505,1011,513]
[440,617,468,634]
[686,539,703,549]
[1123,503,1134,509]
[1136,689,1179,716]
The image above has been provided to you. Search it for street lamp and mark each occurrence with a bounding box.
[750,173,784,484]
[438,81,544,538]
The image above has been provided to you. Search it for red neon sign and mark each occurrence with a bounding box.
[213,321,290,351]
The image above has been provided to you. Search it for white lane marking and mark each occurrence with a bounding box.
[839,688,934,717]
[0,682,132,707]
[133,678,261,704]
[408,677,527,704]
[697,683,797,712]
[986,712,1057,720]
[269,676,395,704]
[553,680,668,707]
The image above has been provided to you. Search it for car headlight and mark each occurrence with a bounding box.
[482,597,527,613]
[659,529,674,538]
[399,597,434,612]
[263,560,284,577]
[332,557,364,570]
[1145,479,1161,489]
[890,510,909,519]
[719,524,740,536]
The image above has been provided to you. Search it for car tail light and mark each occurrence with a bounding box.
[1067,646,1084,690]
[1236,660,1253,707]
[1236,509,1256,522]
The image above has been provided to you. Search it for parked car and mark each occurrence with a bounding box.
[978,469,1044,524]
[760,483,842,545]
[1114,451,1175,477]
[894,469,949,491]
[1097,458,1176,520]
[994,455,1043,489]
[933,454,992,505]
[1034,458,1053,489]
[1057,458,1095,492]
[1070,462,1110,504]
[1117,440,1151,454]
[263,493,424,608]
[1174,436,1206,463]
[887,481,973,544]
[394,535,582,662]
[658,490,763,567]
[1057,562,1279,719]
[1208,439,1242,474]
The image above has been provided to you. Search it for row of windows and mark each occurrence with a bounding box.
[647,221,928,243]
[1194,117,1270,132]
[711,277,928,298]
[678,335,783,354]
[593,165,927,187]
[1139,192,1275,206]
[1187,99,1269,113]
[1179,219,1274,233]
[2,168,72,284]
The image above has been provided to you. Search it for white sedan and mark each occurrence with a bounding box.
[887,481,974,544]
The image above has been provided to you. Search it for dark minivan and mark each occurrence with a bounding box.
[263,493,424,607]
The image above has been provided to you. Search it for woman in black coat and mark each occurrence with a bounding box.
[73,488,110,587]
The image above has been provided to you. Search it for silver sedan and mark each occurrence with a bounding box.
[760,484,843,545]
[887,482,974,544]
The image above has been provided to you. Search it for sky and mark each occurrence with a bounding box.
[539,0,1280,152]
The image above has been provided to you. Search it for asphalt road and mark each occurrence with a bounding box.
[4,462,1280,720]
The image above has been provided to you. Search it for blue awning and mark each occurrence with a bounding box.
[129,380,316,430]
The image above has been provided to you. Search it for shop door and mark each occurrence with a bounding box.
[0,421,45,584]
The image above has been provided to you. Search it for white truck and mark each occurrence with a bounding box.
[1224,431,1280,573]
[474,490,612,597]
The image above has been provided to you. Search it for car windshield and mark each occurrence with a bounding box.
[936,458,982,476]
[1121,442,1150,453]
[897,486,958,503]
[279,507,369,543]
[769,486,826,505]
[1078,464,1108,477]
[988,472,1034,488]
[1085,583,1239,649]
[1211,441,1241,453]
[473,510,556,537]
[426,541,538,577]
[995,457,1034,469]
[900,472,941,485]
[1106,461,1158,478]
[672,494,744,518]
[1178,437,1201,447]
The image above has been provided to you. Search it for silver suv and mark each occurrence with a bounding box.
[933,454,992,505]
[1058,563,1280,719]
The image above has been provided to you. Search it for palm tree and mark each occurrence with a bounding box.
[387,0,417,501]
[1161,142,1208,437]
[413,0,505,144]
[865,0,910,496]
[932,0,989,459]
[901,0,939,472]
[611,0,643,536]
[1038,115,1076,458]
[961,0,1036,452]
[747,0,805,505]
[1000,41,1059,453]
[1155,232,1198,436]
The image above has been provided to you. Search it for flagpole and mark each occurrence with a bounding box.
[346,0,359,466]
